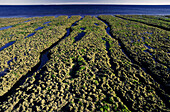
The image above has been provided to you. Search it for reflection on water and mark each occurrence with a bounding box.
[74,32,86,43]
[0,41,15,51]
[0,26,12,30]
[25,32,36,38]
[35,27,44,31]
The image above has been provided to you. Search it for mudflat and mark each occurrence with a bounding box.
[0,15,169,112]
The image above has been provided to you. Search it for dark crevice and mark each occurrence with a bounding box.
[72,17,86,43]
[0,45,17,77]
[25,20,53,38]
[80,28,85,30]
[158,18,170,23]
[71,17,83,27]
[102,38,117,73]
[69,62,80,78]
[37,51,49,72]
[69,57,85,78]
[0,41,15,51]
[144,44,154,49]
[140,16,170,23]
[0,47,50,104]
[118,43,135,63]
[114,90,133,111]
[0,18,83,104]
[94,23,99,26]
[1,17,82,80]
[0,21,47,52]
[98,17,170,108]
[82,55,90,62]
[0,26,12,30]
[12,99,24,111]
[98,17,134,111]
[24,20,31,23]
[0,69,9,77]
[7,57,17,66]
[29,66,48,87]
[143,49,168,67]
[0,21,54,76]
[105,25,111,36]
[115,16,170,31]
[25,32,36,38]
[44,21,51,24]
[25,26,44,38]
[59,103,70,112]
[35,27,44,31]
[101,37,133,112]
[118,40,170,95]
[0,19,31,31]
[73,32,86,43]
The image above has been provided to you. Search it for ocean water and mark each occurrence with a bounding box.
[0,5,170,17]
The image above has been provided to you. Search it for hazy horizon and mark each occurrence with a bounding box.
[0,3,170,5]
[0,0,170,5]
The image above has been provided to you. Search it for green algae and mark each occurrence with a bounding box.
[0,15,169,112]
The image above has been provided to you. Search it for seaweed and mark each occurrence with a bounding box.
[0,15,169,112]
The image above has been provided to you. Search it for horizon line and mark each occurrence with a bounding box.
[0,3,170,5]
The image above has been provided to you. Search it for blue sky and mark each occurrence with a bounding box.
[0,0,169,5]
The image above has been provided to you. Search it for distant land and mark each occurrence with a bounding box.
[0,3,170,5]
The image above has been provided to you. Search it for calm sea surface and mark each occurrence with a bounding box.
[0,5,170,17]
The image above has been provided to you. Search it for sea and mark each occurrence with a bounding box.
[0,5,170,17]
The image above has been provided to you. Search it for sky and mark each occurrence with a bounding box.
[0,0,170,5]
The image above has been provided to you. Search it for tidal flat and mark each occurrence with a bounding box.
[0,15,169,112]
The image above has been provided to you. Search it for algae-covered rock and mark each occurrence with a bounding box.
[0,15,169,112]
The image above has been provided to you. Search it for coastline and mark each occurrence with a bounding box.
[0,14,170,18]
[0,15,169,111]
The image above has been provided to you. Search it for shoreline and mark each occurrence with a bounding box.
[0,15,169,111]
[0,14,170,18]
